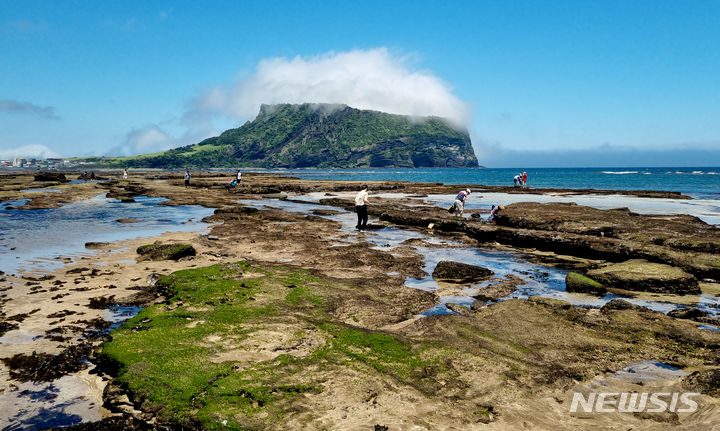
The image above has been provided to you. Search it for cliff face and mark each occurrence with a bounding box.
[114,104,478,168]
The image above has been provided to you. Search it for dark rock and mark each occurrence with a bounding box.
[116,218,141,223]
[432,260,494,284]
[66,267,91,274]
[33,172,68,182]
[565,272,607,295]
[682,368,720,397]
[1,343,92,382]
[85,241,110,249]
[667,307,709,320]
[136,243,196,261]
[601,299,653,313]
[312,209,343,216]
[586,260,699,295]
[0,321,20,336]
[88,295,116,309]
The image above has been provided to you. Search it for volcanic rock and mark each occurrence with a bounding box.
[586,259,699,294]
[432,260,494,284]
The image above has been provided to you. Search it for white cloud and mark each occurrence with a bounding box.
[0,144,59,160]
[106,125,174,157]
[186,48,470,127]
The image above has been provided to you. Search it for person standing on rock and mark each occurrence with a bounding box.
[184,169,191,188]
[513,173,521,187]
[123,168,128,180]
[453,188,471,217]
[235,169,242,189]
[355,184,371,230]
[522,171,528,187]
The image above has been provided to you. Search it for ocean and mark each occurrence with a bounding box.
[252,167,720,199]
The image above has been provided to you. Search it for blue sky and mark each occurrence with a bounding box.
[1,0,719,167]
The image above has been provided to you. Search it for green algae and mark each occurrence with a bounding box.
[101,262,446,429]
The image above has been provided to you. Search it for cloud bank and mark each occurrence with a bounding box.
[0,99,60,120]
[186,48,470,127]
[105,125,175,157]
[0,144,59,160]
[477,142,720,168]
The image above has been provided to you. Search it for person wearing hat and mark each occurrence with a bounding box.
[453,188,471,216]
[522,171,528,187]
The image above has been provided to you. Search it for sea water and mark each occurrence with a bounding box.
[248,167,720,199]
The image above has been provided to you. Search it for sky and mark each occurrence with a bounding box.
[1,0,719,167]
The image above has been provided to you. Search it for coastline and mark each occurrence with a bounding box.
[1,171,719,430]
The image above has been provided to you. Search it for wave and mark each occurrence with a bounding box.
[602,171,638,174]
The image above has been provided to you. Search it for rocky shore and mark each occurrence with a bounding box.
[1,171,718,430]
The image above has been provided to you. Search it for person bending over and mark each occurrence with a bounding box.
[453,188,471,216]
[355,184,371,230]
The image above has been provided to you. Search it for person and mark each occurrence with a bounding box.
[90,171,96,181]
[354,184,371,230]
[235,169,242,189]
[123,168,128,180]
[82,171,88,182]
[453,188,471,216]
[513,173,521,187]
[184,169,191,188]
[488,204,505,222]
[522,171,527,188]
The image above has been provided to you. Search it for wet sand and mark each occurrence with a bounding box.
[1,171,719,430]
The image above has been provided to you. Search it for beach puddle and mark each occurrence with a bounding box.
[0,370,103,431]
[0,194,214,276]
[240,198,720,319]
[0,304,143,431]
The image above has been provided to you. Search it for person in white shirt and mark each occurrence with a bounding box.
[354,184,371,230]
[235,170,242,189]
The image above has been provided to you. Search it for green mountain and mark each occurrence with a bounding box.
[87,103,478,168]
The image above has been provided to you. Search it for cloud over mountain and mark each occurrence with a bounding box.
[186,48,470,127]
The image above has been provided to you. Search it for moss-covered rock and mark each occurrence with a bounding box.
[136,243,196,261]
[432,260,494,284]
[586,259,699,294]
[565,272,607,295]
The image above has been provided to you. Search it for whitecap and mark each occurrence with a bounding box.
[602,171,638,174]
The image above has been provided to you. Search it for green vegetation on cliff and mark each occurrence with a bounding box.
[83,104,478,168]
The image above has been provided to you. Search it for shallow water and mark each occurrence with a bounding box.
[243,198,720,319]
[0,194,214,275]
[0,305,140,431]
[425,192,720,225]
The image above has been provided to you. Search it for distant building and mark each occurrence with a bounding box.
[13,157,27,167]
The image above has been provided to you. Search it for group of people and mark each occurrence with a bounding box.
[224,169,242,191]
[180,169,242,190]
[448,188,504,220]
[513,171,528,187]
[353,185,505,230]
